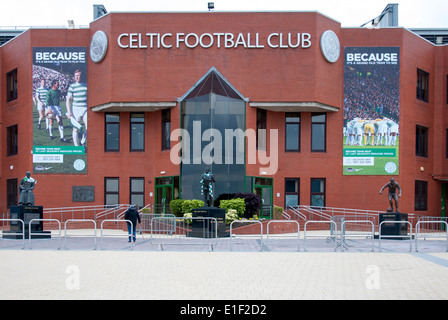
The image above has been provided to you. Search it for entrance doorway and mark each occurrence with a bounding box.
[155,176,179,214]
[252,177,273,219]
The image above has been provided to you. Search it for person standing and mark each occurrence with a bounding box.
[124,205,141,244]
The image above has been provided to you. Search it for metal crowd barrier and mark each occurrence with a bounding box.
[340,220,375,252]
[150,217,218,251]
[28,219,61,250]
[100,219,133,250]
[379,220,413,252]
[266,220,300,251]
[229,220,263,252]
[303,220,338,252]
[415,220,448,252]
[3,216,448,253]
[64,219,97,250]
[0,219,25,249]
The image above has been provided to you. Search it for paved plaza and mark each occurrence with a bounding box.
[1,233,448,300]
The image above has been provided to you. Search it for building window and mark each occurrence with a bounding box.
[285,113,300,152]
[257,109,267,151]
[130,177,145,208]
[7,179,18,208]
[105,177,119,206]
[162,109,171,150]
[310,178,326,207]
[285,178,300,208]
[416,69,429,102]
[6,124,18,156]
[416,125,428,157]
[415,180,428,211]
[311,113,326,152]
[130,113,145,151]
[6,69,18,102]
[105,113,120,151]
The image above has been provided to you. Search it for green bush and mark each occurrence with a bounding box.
[219,198,245,217]
[235,193,261,218]
[169,199,185,217]
[225,209,239,225]
[141,207,151,214]
[181,199,204,213]
[273,206,283,220]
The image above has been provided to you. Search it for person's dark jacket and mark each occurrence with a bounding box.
[124,206,141,227]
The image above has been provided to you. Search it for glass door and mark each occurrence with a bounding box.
[253,181,273,219]
[155,176,179,214]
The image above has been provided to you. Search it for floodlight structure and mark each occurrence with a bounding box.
[208,2,215,11]
[93,4,108,20]
[360,3,398,28]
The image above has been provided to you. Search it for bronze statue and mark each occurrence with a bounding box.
[200,167,215,207]
[379,178,401,212]
[18,171,36,205]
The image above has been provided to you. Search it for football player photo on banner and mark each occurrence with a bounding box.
[32,47,87,174]
[343,47,400,175]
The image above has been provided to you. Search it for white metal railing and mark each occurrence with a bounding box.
[230,220,263,252]
[28,219,61,250]
[100,219,133,250]
[150,217,218,251]
[303,220,338,252]
[379,220,413,252]
[0,219,25,249]
[2,211,448,252]
[44,204,132,223]
[266,220,300,251]
[341,220,375,252]
[415,220,448,252]
[64,219,97,250]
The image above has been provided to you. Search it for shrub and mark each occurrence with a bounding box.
[273,206,284,220]
[140,207,151,214]
[183,212,192,224]
[181,199,204,214]
[219,198,245,217]
[225,209,239,225]
[235,193,261,218]
[170,199,185,217]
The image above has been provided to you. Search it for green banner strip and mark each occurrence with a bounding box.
[34,146,85,154]
[344,148,396,157]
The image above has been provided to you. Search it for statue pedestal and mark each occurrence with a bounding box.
[379,212,408,238]
[3,205,51,239]
[189,207,229,238]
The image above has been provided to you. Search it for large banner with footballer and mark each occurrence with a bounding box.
[343,47,400,175]
[32,47,87,174]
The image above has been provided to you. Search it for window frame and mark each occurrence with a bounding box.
[310,178,326,208]
[162,109,171,151]
[416,69,429,102]
[6,69,18,102]
[414,180,428,211]
[311,112,326,152]
[130,113,145,152]
[285,178,300,208]
[104,177,119,206]
[416,125,428,158]
[105,113,120,152]
[256,109,267,151]
[285,112,301,152]
[129,177,145,209]
[6,124,18,156]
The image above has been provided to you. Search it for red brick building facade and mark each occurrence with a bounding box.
[1,11,447,217]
